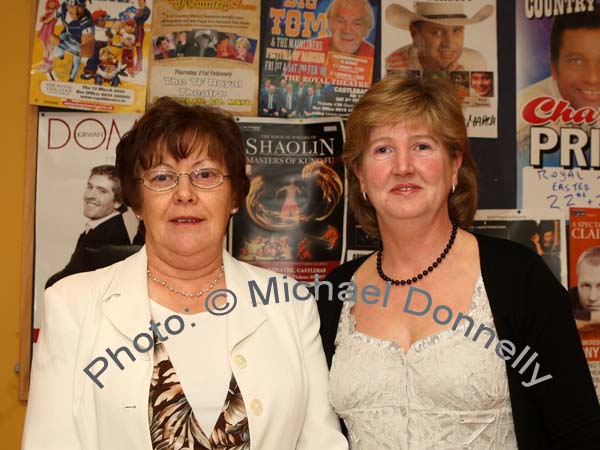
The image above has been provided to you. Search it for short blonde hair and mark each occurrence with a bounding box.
[344,72,478,237]
[235,36,250,50]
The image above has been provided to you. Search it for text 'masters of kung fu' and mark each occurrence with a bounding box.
[230,117,346,282]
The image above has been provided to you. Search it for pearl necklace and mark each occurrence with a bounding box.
[376,222,458,286]
[146,265,224,298]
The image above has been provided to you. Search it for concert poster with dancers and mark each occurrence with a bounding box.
[230,117,346,281]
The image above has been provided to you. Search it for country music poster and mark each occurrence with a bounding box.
[34,112,143,335]
[470,209,567,285]
[517,0,600,210]
[230,117,346,281]
[259,0,379,119]
[29,0,152,112]
[148,0,260,115]
[380,0,498,138]
[569,207,600,397]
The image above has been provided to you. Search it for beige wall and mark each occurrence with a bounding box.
[0,0,34,447]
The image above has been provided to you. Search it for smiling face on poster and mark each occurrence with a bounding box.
[260,0,378,118]
[516,1,600,211]
[34,112,142,332]
[381,0,498,138]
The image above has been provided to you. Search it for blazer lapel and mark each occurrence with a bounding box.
[101,247,152,345]
[222,250,267,353]
[99,248,267,352]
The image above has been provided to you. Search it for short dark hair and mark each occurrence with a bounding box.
[90,164,123,204]
[155,36,168,47]
[550,8,600,64]
[115,97,250,211]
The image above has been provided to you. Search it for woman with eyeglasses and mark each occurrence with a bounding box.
[23,97,348,450]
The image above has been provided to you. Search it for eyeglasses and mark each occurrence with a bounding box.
[136,168,231,191]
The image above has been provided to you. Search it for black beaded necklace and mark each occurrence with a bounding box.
[376,222,458,286]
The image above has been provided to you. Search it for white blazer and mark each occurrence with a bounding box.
[23,247,347,450]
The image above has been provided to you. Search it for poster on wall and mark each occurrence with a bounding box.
[148,0,260,115]
[34,112,143,336]
[345,210,379,261]
[569,207,600,397]
[516,0,600,210]
[470,209,567,285]
[259,0,379,119]
[229,117,346,281]
[380,0,498,138]
[29,0,152,112]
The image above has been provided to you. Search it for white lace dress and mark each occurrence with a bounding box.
[329,274,518,450]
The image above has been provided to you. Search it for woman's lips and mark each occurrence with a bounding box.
[170,216,203,225]
[390,184,421,194]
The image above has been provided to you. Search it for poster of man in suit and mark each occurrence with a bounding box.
[34,111,142,334]
[45,164,135,288]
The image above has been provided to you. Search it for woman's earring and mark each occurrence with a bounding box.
[135,214,142,220]
[451,184,456,194]
[362,192,367,201]
[231,208,239,214]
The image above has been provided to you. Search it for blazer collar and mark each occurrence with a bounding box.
[101,246,151,343]
[100,247,267,352]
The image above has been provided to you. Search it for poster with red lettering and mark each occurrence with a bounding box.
[258,0,379,118]
[34,112,143,336]
[568,207,600,398]
[517,0,600,210]
[380,0,498,138]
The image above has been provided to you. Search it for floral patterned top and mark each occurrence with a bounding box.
[149,341,250,450]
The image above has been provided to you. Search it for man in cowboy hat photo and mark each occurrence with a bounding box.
[385,1,493,73]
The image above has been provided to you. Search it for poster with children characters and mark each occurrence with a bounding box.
[29,0,152,112]
[380,0,498,138]
[229,117,346,281]
[259,0,379,119]
[148,0,260,115]
[516,0,600,210]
